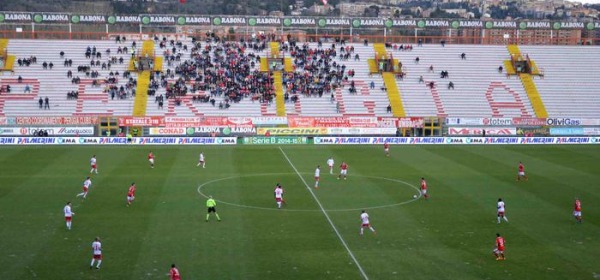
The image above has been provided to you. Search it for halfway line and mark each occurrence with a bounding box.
[278,147,369,280]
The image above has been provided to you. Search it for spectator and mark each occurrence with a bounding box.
[498,66,503,73]
[42,62,48,69]
[429,65,434,73]
[38,97,43,109]
[419,76,424,83]
[429,81,435,88]
[44,97,50,109]
[24,84,31,93]
[49,62,54,69]
[415,57,420,64]
[417,38,423,47]
[387,104,392,113]
[60,51,65,58]
[448,81,454,90]
[5,85,11,93]
[370,81,375,89]
[441,40,446,47]
[461,53,466,60]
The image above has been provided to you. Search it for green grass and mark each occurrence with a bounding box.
[0,145,598,279]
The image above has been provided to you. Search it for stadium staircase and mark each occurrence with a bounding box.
[0,39,16,71]
[506,45,548,118]
[260,57,269,72]
[373,43,406,117]
[382,72,406,117]
[270,42,279,58]
[284,58,293,72]
[0,39,7,51]
[273,71,286,116]
[132,71,150,116]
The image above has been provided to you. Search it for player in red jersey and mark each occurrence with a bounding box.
[170,264,181,280]
[383,142,390,157]
[516,161,528,181]
[338,162,348,180]
[126,183,136,207]
[274,183,285,209]
[420,177,429,199]
[493,233,505,260]
[148,151,155,168]
[573,198,582,223]
[90,155,98,174]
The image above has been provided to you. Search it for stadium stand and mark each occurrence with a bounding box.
[519,45,600,118]
[1,37,599,118]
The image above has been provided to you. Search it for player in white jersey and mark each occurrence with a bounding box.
[64,202,75,230]
[274,183,284,209]
[327,157,334,174]
[90,155,98,174]
[76,177,92,199]
[196,152,205,168]
[497,198,509,223]
[90,237,102,269]
[360,210,376,236]
[314,165,321,189]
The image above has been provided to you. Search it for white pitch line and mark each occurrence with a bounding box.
[278,147,369,280]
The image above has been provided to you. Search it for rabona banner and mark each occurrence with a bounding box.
[0,127,94,136]
[0,137,237,145]
[313,137,600,145]
[0,12,598,30]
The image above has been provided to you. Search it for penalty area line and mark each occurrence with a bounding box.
[278,146,369,280]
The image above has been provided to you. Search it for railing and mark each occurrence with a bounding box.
[0,30,598,46]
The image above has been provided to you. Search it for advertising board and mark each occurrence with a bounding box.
[241,137,308,145]
[448,127,516,136]
[0,127,95,136]
[118,117,166,127]
[257,127,327,135]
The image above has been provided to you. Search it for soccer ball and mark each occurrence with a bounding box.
[413,195,418,199]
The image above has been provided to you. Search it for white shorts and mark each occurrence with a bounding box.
[127,196,135,202]
[384,148,389,152]
[149,159,154,164]
[340,170,347,175]
[421,189,427,195]
[573,211,581,217]
[518,171,525,176]
[328,164,333,168]
[493,248,504,254]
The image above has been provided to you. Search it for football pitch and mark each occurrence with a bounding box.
[0,144,598,279]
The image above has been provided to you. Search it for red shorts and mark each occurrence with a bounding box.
[276,197,282,202]
[83,187,88,192]
[91,164,96,169]
[93,254,102,260]
[498,212,505,217]
[65,217,72,222]
[315,176,320,181]
[362,223,370,227]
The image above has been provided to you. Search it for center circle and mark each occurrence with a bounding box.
[197,173,421,212]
